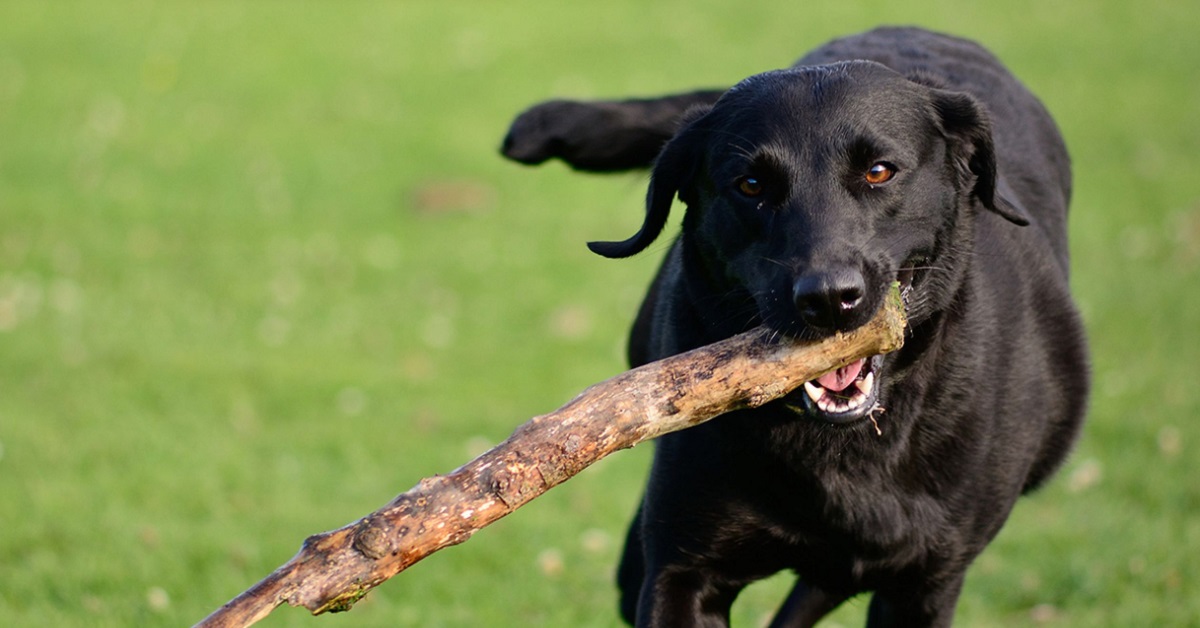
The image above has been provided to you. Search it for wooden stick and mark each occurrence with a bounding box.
[195,286,906,628]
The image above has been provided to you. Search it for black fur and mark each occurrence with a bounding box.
[502,27,1088,627]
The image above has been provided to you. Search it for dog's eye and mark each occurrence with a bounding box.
[736,176,764,197]
[865,162,897,185]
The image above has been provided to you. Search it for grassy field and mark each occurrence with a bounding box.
[1,1,1197,626]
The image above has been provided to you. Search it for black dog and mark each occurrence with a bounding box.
[503,27,1089,627]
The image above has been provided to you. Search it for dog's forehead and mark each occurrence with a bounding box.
[718,61,929,131]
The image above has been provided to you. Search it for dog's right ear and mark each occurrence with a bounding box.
[587,106,713,258]
[932,89,1031,226]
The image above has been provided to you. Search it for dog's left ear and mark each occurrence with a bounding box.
[932,90,1030,226]
[588,105,712,258]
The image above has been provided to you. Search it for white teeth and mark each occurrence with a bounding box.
[804,369,875,415]
[804,381,824,403]
[856,372,874,395]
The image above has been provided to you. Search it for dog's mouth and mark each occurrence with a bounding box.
[784,354,882,424]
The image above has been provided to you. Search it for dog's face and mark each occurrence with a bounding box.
[590,61,1029,424]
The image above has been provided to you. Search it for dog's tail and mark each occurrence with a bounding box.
[501,90,725,172]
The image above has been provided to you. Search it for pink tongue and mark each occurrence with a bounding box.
[816,359,865,392]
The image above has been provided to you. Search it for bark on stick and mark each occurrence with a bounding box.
[195,286,906,628]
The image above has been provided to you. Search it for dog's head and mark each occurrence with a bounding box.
[591,61,1029,424]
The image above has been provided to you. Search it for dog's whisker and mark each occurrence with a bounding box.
[758,256,793,270]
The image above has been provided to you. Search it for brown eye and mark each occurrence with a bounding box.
[865,162,897,185]
[737,176,764,197]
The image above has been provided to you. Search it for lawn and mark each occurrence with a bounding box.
[1,1,1197,626]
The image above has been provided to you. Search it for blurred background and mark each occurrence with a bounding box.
[1,1,1196,626]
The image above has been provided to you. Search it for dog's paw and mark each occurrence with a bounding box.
[500,100,668,172]
[501,100,594,166]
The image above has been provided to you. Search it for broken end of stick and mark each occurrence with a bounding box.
[880,281,908,353]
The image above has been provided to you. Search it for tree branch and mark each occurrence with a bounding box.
[195,286,906,628]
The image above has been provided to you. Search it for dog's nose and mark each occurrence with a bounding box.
[793,268,867,332]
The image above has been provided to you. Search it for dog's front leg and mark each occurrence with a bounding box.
[634,568,740,628]
[767,579,851,628]
[864,571,968,628]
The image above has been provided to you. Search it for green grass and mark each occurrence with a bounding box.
[1,1,1197,626]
